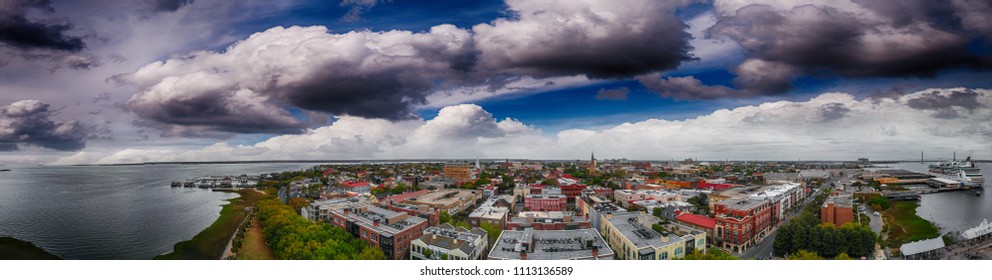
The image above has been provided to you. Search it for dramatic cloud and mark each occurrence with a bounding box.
[704,0,992,93]
[118,24,475,134]
[57,88,992,164]
[594,87,629,100]
[637,74,740,100]
[120,0,703,136]
[473,0,695,79]
[0,0,84,52]
[906,89,981,119]
[1,99,89,151]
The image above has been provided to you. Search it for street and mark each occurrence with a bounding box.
[736,187,823,259]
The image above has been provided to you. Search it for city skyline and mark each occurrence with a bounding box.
[2,0,991,165]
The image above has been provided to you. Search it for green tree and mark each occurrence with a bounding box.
[680,249,739,260]
[786,250,824,260]
[480,221,502,244]
[439,211,451,225]
[834,252,853,260]
[287,197,310,213]
[652,207,663,218]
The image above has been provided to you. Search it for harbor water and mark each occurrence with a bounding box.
[0,163,317,259]
[882,162,992,237]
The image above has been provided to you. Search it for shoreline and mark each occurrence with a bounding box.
[0,237,62,260]
[154,189,264,260]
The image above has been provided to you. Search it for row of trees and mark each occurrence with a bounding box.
[774,216,876,259]
[773,189,876,259]
[256,197,385,260]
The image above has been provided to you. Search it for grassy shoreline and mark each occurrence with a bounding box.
[0,237,61,260]
[155,189,263,260]
[883,201,940,249]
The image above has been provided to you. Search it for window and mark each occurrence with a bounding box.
[675,247,683,256]
[660,252,669,260]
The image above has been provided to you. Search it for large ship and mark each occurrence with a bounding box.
[928,156,984,188]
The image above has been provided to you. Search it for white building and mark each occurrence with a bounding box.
[410,224,488,260]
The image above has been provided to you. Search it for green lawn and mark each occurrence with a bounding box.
[883,201,940,248]
[0,237,61,260]
[155,190,264,260]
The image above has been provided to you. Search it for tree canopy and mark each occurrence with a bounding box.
[256,197,385,260]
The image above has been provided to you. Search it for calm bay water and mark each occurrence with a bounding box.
[882,162,992,236]
[0,163,317,260]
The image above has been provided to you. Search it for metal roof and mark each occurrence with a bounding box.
[899,237,945,256]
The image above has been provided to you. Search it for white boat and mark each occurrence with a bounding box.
[928,157,984,188]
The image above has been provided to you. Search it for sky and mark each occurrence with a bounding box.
[1,0,991,165]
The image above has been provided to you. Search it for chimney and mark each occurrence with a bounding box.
[373,220,380,227]
[344,209,350,215]
[519,250,527,260]
[591,247,599,259]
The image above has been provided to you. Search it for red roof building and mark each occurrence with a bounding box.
[381,189,430,204]
[677,213,716,229]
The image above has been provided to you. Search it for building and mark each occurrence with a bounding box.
[675,213,716,242]
[697,179,734,191]
[506,211,591,230]
[600,212,705,260]
[576,191,627,231]
[900,237,945,260]
[444,162,472,182]
[410,224,488,260]
[559,184,586,202]
[328,203,429,260]
[614,189,683,208]
[468,195,514,228]
[301,197,370,223]
[713,197,773,253]
[488,228,613,260]
[749,183,803,225]
[524,194,568,211]
[763,172,803,184]
[403,189,481,215]
[381,202,440,227]
[821,194,854,226]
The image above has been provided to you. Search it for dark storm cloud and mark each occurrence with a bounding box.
[473,1,695,79]
[706,1,992,94]
[149,0,194,12]
[279,67,431,121]
[594,87,629,100]
[0,99,89,151]
[907,90,981,111]
[119,25,476,134]
[124,87,320,136]
[0,0,84,52]
[637,75,742,100]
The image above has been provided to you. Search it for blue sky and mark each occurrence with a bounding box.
[1,0,991,164]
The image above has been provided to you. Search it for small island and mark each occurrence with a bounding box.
[0,237,62,260]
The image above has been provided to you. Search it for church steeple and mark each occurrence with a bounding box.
[588,152,597,174]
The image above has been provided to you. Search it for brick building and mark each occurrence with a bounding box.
[524,194,568,211]
[821,195,854,226]
[443,162,472,182]
[713,197,773,253]
[328,203,429,260]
